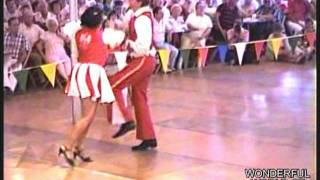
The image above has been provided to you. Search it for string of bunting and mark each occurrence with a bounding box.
[8,32,315,90]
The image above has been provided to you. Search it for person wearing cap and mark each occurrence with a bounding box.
[107,0,158,151]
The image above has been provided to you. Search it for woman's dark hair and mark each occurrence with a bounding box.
[153,6,162,15]
[80,5,104,28]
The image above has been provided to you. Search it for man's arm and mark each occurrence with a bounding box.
[215,11,226,39]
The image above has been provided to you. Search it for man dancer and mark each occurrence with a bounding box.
[108,0,157,151]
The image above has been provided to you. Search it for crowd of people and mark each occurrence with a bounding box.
[3,0,317,92]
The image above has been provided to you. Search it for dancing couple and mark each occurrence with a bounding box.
[59,0,157,167]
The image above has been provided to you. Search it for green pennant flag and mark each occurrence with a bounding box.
[288,36,300,52]
[180,49,191,69]
[13,70,29,91]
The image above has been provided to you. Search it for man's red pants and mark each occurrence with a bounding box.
[107,56,156,140]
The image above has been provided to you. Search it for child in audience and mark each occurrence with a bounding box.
[295,17,315,61]
[40,18,71,80]
[263,22,305,64]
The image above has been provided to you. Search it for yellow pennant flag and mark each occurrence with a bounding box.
[40,63,57,87]
[271,38,282,60]
[158,49,170,73]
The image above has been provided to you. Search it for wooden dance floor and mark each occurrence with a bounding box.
[4,61,316,179]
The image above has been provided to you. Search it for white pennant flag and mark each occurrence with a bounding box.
[234,42,247,66]
[113,51,129,125]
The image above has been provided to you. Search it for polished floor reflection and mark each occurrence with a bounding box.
[4,61,316,179]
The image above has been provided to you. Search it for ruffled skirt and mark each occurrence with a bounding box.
[64,63,115,103]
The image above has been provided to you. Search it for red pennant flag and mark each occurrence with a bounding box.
[198,48,209,68]
[254,41,264,60]
[305,32,315,48]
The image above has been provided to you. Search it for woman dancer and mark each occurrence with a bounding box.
[58,6,115,166]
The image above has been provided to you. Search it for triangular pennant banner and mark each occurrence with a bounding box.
[271,38,282,60]
[13,70,29,91]
[114,51,128,70]
[234,42,247,66]
[254,41,264,59]
[40,63,57,87]
[158,49,170,73]
[198,48,209,68]
[288,36,300,52]
[305,32,315,48]
[180,49,191,69]
[218,43,228,63]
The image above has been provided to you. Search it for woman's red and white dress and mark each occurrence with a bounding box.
[64,26,115,103]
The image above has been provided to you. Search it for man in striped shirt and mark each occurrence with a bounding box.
[215,0,240,42]
[4,17,30,92]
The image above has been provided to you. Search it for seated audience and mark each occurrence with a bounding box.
[204,0,223,15]
[4,0,19,22]
[19,9,47,84]
[263,23,305,64]
[151,0,171,21]
[39,18,71,80]
[226,18,249,65]
[153,7,179,71]
[49,0,67,27]
[181,0,193,20]
[168,4,187,33]
[4,17,31,92]
[255,0,278,21]
[295,17,316,61]
[34,0,57,30]
[286,0,314,34]
[215,0,240,42]
[238,0,259,17]
[182,1,213,48]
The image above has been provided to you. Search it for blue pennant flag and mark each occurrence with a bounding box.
[218,43,228,63]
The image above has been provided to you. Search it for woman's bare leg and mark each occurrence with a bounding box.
[73,99,98,149]
[64,98,98,150]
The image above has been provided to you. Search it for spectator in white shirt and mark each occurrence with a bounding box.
[181,1,213,48]
[168,4,187,33]
[153,7,179,71]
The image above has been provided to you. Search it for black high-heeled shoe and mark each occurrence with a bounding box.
[73,147,92,162]
[58,145,75,167]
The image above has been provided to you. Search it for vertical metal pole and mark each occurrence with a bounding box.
[70,0,81,124]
